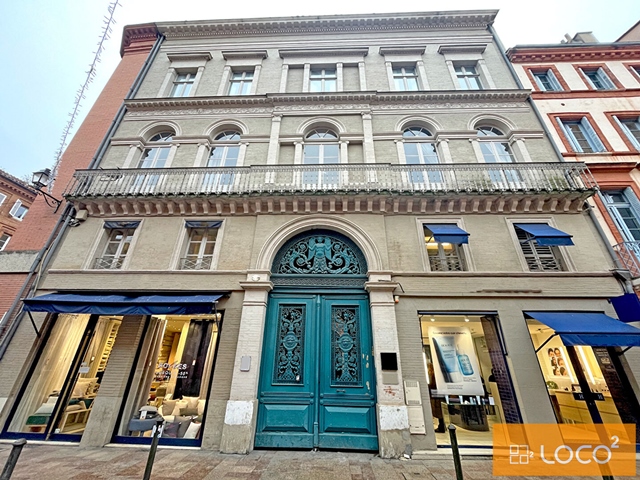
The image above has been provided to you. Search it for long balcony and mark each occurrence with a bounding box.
[63,162,597,216]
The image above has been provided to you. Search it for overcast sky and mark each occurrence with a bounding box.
[2,1,639,183]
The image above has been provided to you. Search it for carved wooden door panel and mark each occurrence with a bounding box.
[255,294,377,451]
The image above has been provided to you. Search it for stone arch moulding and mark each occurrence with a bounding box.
[396,115,443,133]
[297,117,347,136]
[205,119,249,138]
[255,215,383,272]
[138,120,182,140]
[468,113,516,133]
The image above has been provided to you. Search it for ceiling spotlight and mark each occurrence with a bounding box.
[430,317,436,322]
[464,316,470,322]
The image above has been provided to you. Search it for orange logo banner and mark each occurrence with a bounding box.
[493,424,636,477]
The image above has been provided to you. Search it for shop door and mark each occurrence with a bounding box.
[255,293,377,451]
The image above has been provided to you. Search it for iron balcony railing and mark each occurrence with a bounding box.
[64,162,597,199]
[93,256,125,270]
[613,241,640,278]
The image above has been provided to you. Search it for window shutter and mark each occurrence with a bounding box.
[580,118,605,152]
[547,69,563,91]
[624,188,640,220]
[613,115,640,150]
[532,73,546,91]
[556,118,581,152]
[597,68,615,89]
[9,200,22,217]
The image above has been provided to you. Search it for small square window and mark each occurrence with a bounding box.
[309,67,337,93]
[0,233,11,251]
[180,224,220,270]
[228,69,254,95]
[455,64,482,90]
[169,72,196,97]
[9,200,28,221]
[423,224,467,271]
[514,225,566,272]
[392,65,419,91]
[580,67,615,90]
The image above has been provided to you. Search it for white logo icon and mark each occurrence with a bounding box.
[510,444,530,464]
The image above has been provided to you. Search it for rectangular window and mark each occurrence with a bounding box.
[0,193,6,206]
[613,116,640,150]
[169,72,196,97]
[309,68,337,92]
[180,224,219,270]
[0,233,10,251]
[228,69,254,95]
[392,65,419,91]
[94,228,136,269]
[455,64,482,90]
[9,200,28,220]
[557,117,605,153]
[603,190,640,242]
[423,224,467,271]
[515,225,565,271]
[580,67,615,90]
[532,69,563,91]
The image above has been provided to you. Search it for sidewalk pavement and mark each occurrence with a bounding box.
[0,443,635,480]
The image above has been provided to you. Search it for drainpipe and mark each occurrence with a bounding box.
[488,24,567,163]
[0,32,165,360]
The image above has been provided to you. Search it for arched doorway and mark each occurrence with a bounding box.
[254,230,378,450]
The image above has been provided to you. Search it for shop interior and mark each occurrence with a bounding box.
[528,320,623,426]
[420,314,506,446]
[117,314,220,442]
[8,314,121,435]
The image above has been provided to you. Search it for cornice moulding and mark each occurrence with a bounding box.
[438,44,487,54]
[508,46,640,63]
[167,52,213,62]
[378,46,425,56]
[279,47,368,58]
[222,50,268,60]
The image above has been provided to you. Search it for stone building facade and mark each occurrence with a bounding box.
[0,11,638,458]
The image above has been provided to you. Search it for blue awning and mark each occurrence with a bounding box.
[524,311,640,347]
[185,220,222,229]
[23,293,226,316]
[515,223,574,246]
[103,221,141,229]
[424,224,470,244]
[610,293,640,323]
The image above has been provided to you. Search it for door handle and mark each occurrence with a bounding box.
[336,389,346,393]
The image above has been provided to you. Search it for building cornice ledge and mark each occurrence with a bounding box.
[125,90,531,109]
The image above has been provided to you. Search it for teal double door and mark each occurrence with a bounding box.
[255,293,378,451]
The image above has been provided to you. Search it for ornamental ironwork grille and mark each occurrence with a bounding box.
[273,305,306,384]
[331,306,361,386]
[271,230,367,287]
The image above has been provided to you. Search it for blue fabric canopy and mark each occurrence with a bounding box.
[610,293,640,323]
[424,224,470,244]
[103,221,141,229]
[515,223,574,246]
[185,220,222,229]
[524,311,640,347]
[23,293,225,315]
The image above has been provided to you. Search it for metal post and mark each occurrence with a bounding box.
[142,419,164,480]
[448,424,464,480]
[0,439,26,480]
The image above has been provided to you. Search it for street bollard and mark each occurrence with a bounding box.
[448,424,464,480]
[0,439,26,480]
[142,419,164,480]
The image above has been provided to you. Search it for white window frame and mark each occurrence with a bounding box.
[158,52,211,98]
[398,127,444,189]
[171,220,225,271]
[415,218,474,272]
[169,71,197,97]
[9,200,28,221]
[601,189,640,242]
[532,69,563,91]
[227,69,255,96]
[308,67,338,93]
[0,193,6,206]
[94,228,136,270]
[0,233,11,251]
[473,127,525,189]
[580,67,616,90]
[613,115,640,150]
[391,65,420,91]
[439,44,495,91]
[506,218,575,273]
[454,64,483,90]
[557,117,606,153]
[84,220,143,270]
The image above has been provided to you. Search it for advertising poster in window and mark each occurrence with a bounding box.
[428,326,484,396]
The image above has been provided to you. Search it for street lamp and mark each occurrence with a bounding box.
[31,168,62,212]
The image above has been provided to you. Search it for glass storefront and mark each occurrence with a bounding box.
[420,314,517,446]
[528,320,627,426]
[115,314,221,445]
[6,314,120,438]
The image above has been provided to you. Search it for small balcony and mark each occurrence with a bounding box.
[64,162,597,216]
[613,241,640,278]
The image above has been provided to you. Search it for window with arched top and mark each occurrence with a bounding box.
[208,131,241,168]
[401,126,442,186]
[138,131,174,169]
[302,128,340,187]
[476,126,522,188]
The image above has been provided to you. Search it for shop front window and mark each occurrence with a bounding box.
[116,314,221,445]
[420,314,519,446]
[6,314,121,438]
[528,320,630,426]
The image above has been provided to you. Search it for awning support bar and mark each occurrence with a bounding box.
[26,311,41,337]
[535,333,557,353]
[619,346,632,355]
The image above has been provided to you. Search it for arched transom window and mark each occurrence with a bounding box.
[208,131,241,168]
[476,126,514,163]
[138,131,174,169]
[302,129,340,186]
[402,126,442,185]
